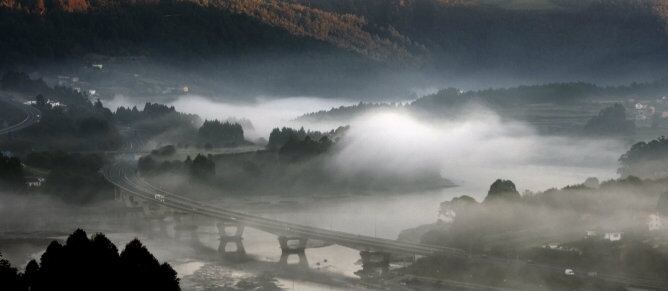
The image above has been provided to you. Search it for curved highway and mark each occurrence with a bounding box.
[102,161,467,257]
[0,99,41,135]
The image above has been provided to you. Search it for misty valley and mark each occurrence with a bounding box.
[2,1,668,291]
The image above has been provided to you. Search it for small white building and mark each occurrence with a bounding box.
[92,64,104,69]
[585,230,598,238]
[543,242,560,249]
[634,103,656,127]
[26,177,45,188]
[603,232,622,241]
[648,214,663,231]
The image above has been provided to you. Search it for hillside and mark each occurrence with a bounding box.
[292,0,668,79]
[296,79,668,134]
[1,0,667,98]
[0,0,419,64]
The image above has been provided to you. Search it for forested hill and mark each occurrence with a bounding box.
[0,0,419,64]
[1,0,667,99]
[1,0,666,69]
[291,0,668,77]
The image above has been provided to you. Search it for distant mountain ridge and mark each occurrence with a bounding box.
[296,78,668,123]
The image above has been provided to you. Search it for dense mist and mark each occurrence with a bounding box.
[3,1,668,290]
[328,107,626,196]
[113,94,629,197]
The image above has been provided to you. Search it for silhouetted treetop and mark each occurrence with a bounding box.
[267,126,348,151]
[1,229,180,291]
[484,179,521,203]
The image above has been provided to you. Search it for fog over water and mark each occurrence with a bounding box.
[330,110,626,196]
[105,94,627,196]
[2,94,637,291]
[104,94,356,139]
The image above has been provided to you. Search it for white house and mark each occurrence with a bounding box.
[26,177,45,188]
[603,232,622,241]
[585,230,598,238]
[648,214,663,231]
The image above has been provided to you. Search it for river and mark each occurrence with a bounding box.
[0,157,620,290]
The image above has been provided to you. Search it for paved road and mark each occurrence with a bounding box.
[0,99,41,135]
[102,161,468,257]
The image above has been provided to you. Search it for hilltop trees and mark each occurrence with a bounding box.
[439,195,478,221]
[267,126,347,151]
[267,127,308,151]
[138,152,215,182]
[190,154,215,180]
[583,103,635,136]
[279,136,333,160]
[619,136,668,178]
[198,120,245,147]
[484,179,520,203]
[114,103,200,146]
[0,229,179,291]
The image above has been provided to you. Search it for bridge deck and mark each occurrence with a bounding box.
[102,162,467,257]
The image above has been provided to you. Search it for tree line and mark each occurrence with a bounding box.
[138,151,215,181]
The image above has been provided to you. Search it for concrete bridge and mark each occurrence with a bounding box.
[102,161,466,271]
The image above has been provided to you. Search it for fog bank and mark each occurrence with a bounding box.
[104,94,354,139]
[329,109,627,197]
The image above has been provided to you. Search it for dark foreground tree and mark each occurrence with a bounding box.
[198,120,245,146]
[0,252,26,291]
[0,229,179,291]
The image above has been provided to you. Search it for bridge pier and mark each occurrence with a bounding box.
[277,236,309,267]
[278,236,308,253]
[217,221,246,257]
[278,251,309,267]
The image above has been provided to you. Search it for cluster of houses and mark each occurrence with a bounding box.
[56,74,99,97]
[584,230,623,241]
[24,99,67,109]
[631,97,668,128]
[542,242,582,255]
[26,176,45,188]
